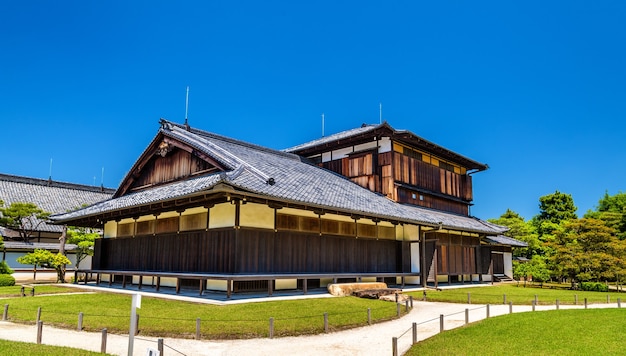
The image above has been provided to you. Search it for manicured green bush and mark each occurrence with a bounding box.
[580,281,608,292]
[0,274,15,287]
[0,261,13,274]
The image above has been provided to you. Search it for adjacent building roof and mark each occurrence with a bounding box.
[284,121,488,171]
[52,120,507,235]
[0,174,115,234]
[484,235,528,247]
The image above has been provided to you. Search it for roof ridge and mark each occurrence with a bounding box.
[0,173,115,194]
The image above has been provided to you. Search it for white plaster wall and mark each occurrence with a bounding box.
[504,252,513,278]
[410,243,420,273]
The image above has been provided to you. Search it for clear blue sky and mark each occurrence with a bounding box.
[1,1,625,221]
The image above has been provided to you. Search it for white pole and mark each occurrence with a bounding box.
[128,294,141,356]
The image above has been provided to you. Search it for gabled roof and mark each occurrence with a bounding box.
[0,173,115,233]
[51,120,506,235]
[284,121,488,171]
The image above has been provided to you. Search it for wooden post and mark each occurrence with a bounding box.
[467,292,471,304]
[405,300,409,312]
[36,307,41,324]
[509,301,513,314]
[227,279,232,299]
[532,300,536,311]
[303,278,308,295]
[534,294,538,305]
[324,312,329,333]
[367,308,371,325]
[21,286,25,297]
[556,299,560,310]
[439,314,444,332]
[584,298,588,309]
[409,295,413,308]
[138,275,143,290]
[199,280,204,296]
[158,338,164,355]
[269,317,274,339]
[101,328,107,354]
[465,308,469,325]
[196,318,201,340]
[486,304,490,318]
[618,298,622,308]
[268,279,273,297]
[392,337,398,356]
[176,278,180,294]
[396,303,401,317]
[156,276,161,291]
[78,312,83,331]
[36,321,43,344]
[503,294,506,304]
[3,304,7,321]
[412,322,417,345]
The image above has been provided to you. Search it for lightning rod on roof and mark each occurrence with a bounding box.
[321,113,325,137]
[101,167,105,187]
[184,86,190,127]
[49,158,53,180]
[379,102,382,124]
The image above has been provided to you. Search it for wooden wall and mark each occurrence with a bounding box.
[93,228,410,274]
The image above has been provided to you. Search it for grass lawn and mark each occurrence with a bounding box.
[407,283,626,305]
[0,287,406,339]
[0,339,111,356]
[405,308,626,355]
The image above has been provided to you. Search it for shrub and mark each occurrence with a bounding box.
[580,281,608,292]
[0,261,13,274]
[0,274,15,286]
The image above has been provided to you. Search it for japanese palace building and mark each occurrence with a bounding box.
[51,119,524,295]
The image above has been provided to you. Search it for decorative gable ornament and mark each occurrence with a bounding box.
[157,141,172,157]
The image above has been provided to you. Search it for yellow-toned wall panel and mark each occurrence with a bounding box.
[209,202,236,228]
[103,221,117,238]
[239,202,274,229]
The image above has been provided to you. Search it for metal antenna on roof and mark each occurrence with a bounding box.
[101,167,105,188]
[48,158,53,181]
[379,102,382,124]
[321,113,325,137]
[184,86,190,129]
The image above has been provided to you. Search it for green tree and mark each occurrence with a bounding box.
[532,190,577,239]
[548,218,625,288]
[585,191,626,240]
[17,249,71,283]
[0,201,51,242]
[489,209,541,258]
[67,227,100,269]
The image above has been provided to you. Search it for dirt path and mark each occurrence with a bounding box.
[0,300,617,356]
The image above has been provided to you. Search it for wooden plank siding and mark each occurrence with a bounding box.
[93,228,409,274]
[320,150,473,215]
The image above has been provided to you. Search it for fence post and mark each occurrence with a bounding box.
[101,328,107,354]
[618,298,622,308]
[438,314,445,332]
[534,295,538,305]
[36,321,43,344]
[409,295,413,308]
[324,312,329,333]
[556,299,559,310]
[532,300,536,312]
[367,308,371,325]
[269,317,274,339]
[3,304,7,321]
[405,299,409,312]
[158,338,164,356]
[584,298,588,309]
[486,304,490,318]
[509,301,513,314]
[412,322,417,345]
[78,312,83,331]
[465,308,469,325]
[31,287,35,296]
[503,294,506,304]
[607,295,610,304]
[196,318,201,340]
[396,303,400,317]
[467,292,471,304]
[392,337,398,356]
[36,307,41,324]
[21,286,25,297]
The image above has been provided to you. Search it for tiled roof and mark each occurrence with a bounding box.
[484,235,528,247]
[0,174,114,233]
[283,124,380,152]
[3,241,78,251]
[51,121,507,235]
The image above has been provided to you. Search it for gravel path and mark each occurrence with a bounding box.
[0,297,619,356]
